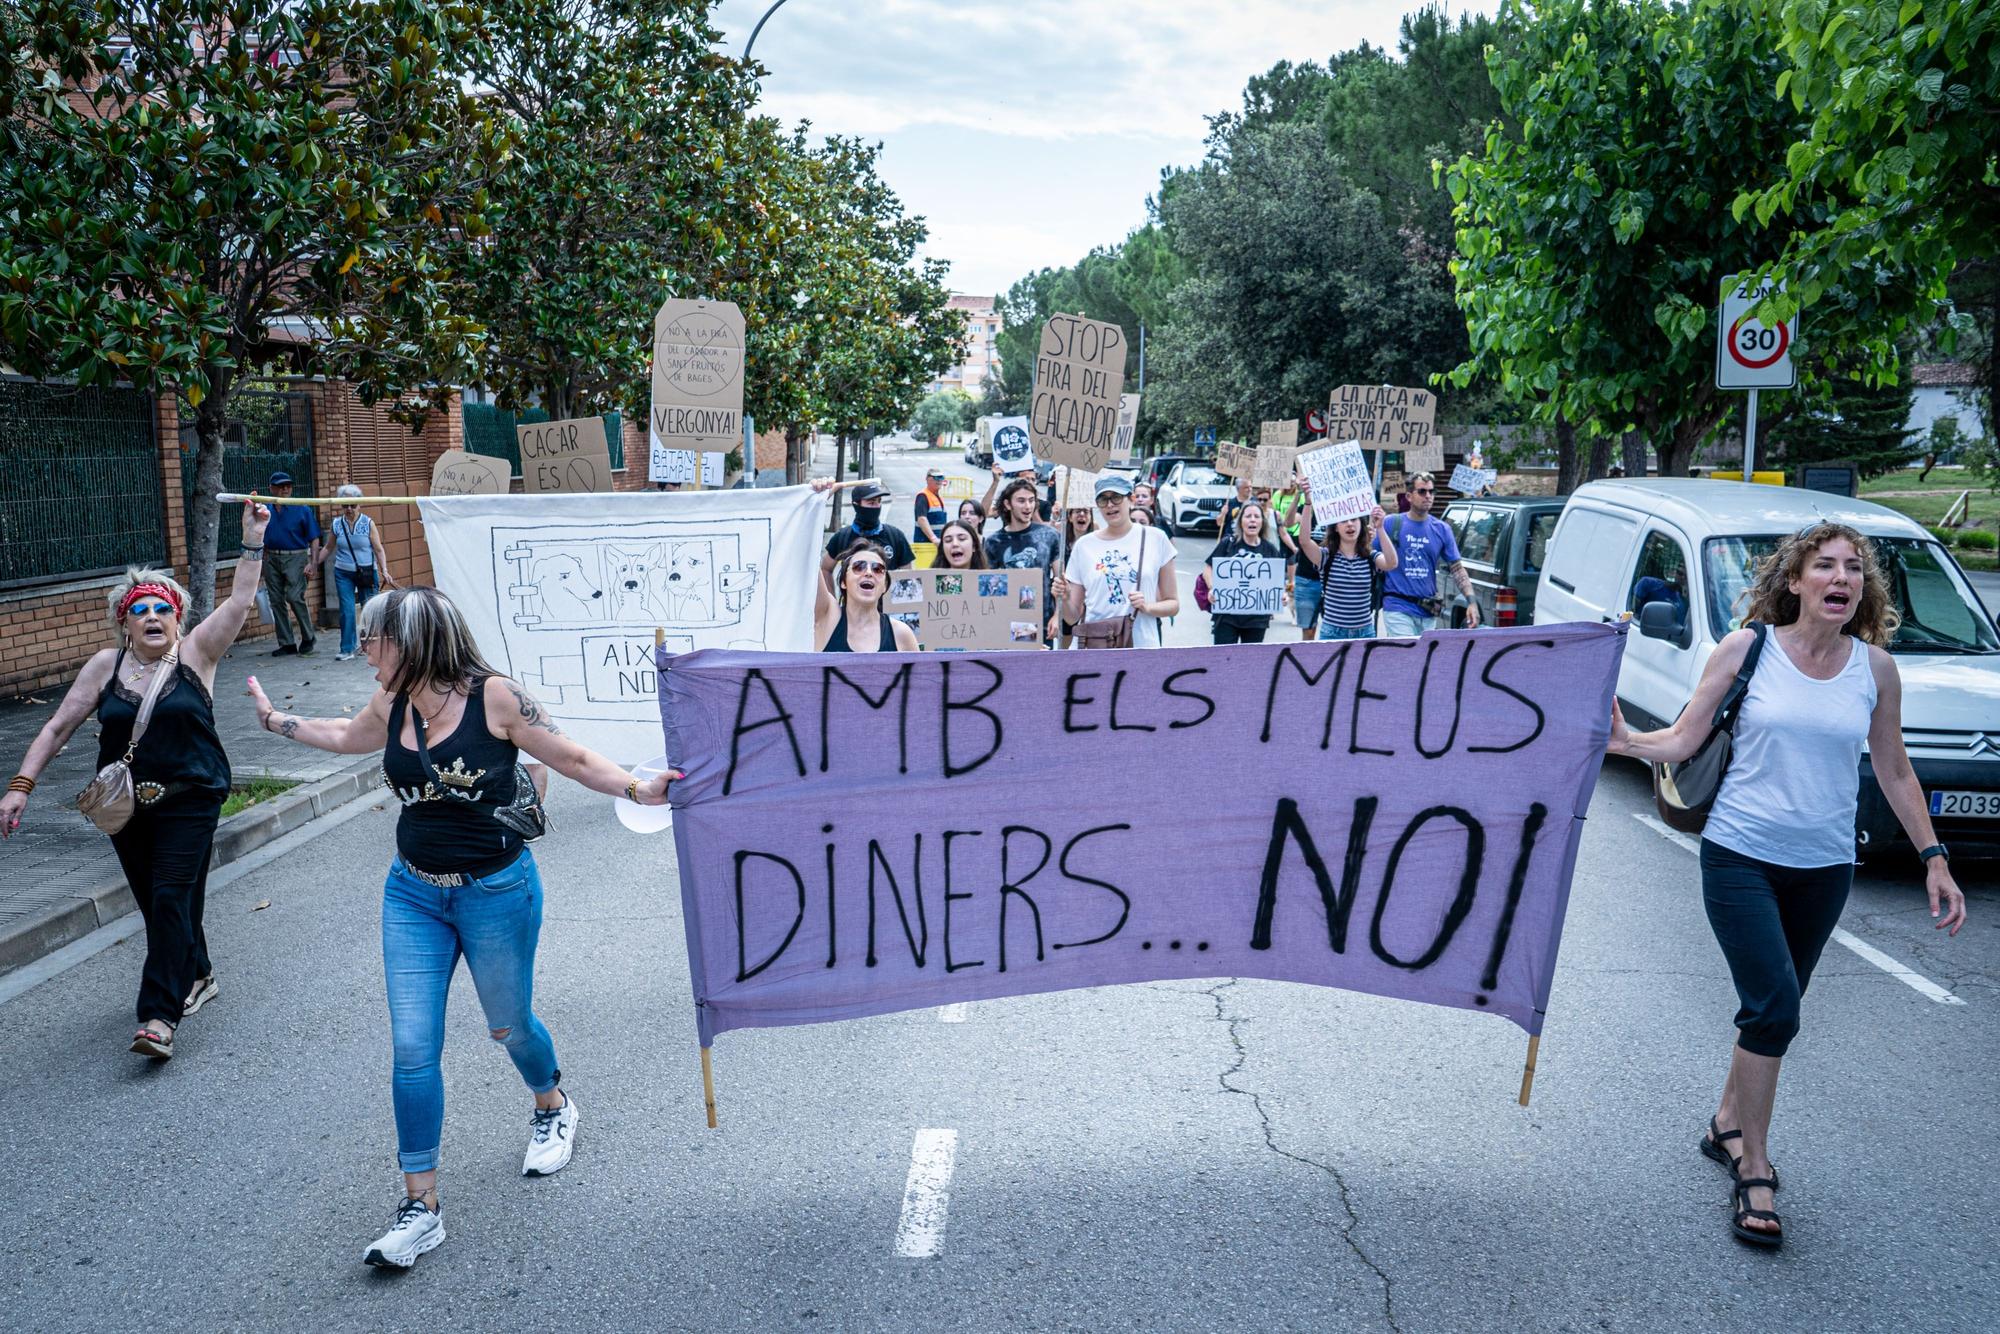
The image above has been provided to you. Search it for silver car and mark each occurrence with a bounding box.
[1156,461,1232,537]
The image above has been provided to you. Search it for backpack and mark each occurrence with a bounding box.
[1654,623,1769,834]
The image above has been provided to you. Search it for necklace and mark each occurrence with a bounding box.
[125,653,167,685]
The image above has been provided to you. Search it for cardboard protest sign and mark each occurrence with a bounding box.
[1112,394,1142,463]
[651,449,724,487]
[1208,554,1285,617]
[1215,441,1259,478]
[1252,443,1300,490]
[1053,465,1101,506]
[991,416,1034,472]
[1298,440,1377,525]
[1260,419,1298,451]
[903,568,1042,651]
[658,624,1624,1049]
[430,449,509,496]
[1450,463,1498,495]
[1327,385,1441,472]
[649,298,745,475]
[517,416,613,495]
[1030,312,1128,471]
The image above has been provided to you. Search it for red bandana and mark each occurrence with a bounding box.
[117,582,184,621]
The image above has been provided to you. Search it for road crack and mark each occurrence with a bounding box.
[1204,979,1400,1333]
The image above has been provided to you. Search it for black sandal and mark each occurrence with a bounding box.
[130,1023,174,1059]
[1730,1176,1783,1248]
[1700,1116,1779,1189]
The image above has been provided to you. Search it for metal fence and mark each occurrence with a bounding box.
[179,389,315,557]
[0,378,167,588]
[463,401,625,472]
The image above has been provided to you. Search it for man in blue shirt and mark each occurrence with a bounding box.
[261,470,322,655]
[1380,471,1479,636]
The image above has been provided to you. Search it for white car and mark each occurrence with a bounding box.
[1156,461,1233,536]
[1533,479,2000,855]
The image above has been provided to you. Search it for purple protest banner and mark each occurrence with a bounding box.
[659,625,1624,1048]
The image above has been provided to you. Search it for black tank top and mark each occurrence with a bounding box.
[96,647,231,801]
[824,609,897,653]
[383,677,521,876]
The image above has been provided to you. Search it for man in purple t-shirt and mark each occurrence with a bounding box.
[1380,471,1479,636]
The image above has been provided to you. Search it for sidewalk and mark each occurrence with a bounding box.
[0,641,389,973]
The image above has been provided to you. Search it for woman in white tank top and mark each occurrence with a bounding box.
[1608,523,1967,1250]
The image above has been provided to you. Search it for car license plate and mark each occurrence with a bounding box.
[1929,789,2000,818]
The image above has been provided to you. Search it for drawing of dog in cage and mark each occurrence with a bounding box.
[504,532,760,631]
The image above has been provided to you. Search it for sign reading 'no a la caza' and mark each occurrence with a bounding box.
[1030,312,1128,472]
[659,624,1624,1048]
[650,299,744,465]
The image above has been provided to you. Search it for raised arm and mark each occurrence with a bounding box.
[183,502,271,674]
[484,677,671,803]
[0,649,118,837]
[250,678,394,755]
[1607,628,1755,764]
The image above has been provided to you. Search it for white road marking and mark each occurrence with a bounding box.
[1629,812,1966,1006]
[935,1003,968,1023]
[1829,928,1967,1006]
[894,1129,959,1258]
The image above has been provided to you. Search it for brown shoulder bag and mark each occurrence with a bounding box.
[77,650,179,835]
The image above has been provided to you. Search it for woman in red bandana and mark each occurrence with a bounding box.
[0,503,270,1059]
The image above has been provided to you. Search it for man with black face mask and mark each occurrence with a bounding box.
[821,482,916,586]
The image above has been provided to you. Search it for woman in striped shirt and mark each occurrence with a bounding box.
[1295,497,1396,640]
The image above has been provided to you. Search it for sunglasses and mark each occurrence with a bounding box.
[1095,496,1126,508]
[1411,487,1435,496]
[126,602,176,618]
[847,560,887,574]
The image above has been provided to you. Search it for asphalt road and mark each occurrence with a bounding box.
[2,452,1994,1331]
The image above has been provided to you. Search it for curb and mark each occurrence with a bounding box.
[0,756,383,977]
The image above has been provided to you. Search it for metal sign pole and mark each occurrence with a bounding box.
[1742,387,1758,480]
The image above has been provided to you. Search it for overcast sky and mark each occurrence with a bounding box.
[711,1,1494,299]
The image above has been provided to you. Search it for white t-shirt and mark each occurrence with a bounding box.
[1065,527,1169,648]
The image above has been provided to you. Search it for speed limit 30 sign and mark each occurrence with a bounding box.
[1716,277,1797,390]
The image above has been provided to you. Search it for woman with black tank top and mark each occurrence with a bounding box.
[815,539,919,653]
[1,504,271,1061]
[247,586,673,1270]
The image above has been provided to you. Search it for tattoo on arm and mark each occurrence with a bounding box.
[279,716,299,740]
[1448,560,1474,594]
[507,682,563,735]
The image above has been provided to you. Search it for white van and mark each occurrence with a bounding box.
[1534,479,2000,854]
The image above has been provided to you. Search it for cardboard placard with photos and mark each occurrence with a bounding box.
[888,567,1044,651]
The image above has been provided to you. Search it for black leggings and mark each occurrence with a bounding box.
[1212,621,1269,645]
[108,796,222,1026]
[1700,839,1852,1058]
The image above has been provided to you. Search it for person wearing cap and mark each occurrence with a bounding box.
[1062,474,1179,648]
[262,470,322,656]
[314,483,398,661]
[914,469,949,544]
[0,502,272,1060]
[822,481,916,580]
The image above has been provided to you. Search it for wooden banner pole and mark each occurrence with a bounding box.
[1517,1033,1541,1107]
[219,479,882,507]
[700,1045,719,1128]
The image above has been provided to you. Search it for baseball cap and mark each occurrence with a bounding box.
[1094,474,1134,498]
[268,471,293,487]
[851,482,891,504]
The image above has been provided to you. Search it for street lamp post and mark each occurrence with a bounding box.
[745,0,795,64]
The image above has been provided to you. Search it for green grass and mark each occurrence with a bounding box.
[220,774,299,819]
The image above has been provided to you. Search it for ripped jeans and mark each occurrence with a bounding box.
[381,849,560,1173]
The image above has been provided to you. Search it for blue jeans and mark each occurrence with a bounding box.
[1293,575,1322,629]
[382,850,560,1174]
[1319,622,1375,640]
[334,567,377,656]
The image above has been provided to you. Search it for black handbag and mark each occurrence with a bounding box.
[1654,622,1768,834]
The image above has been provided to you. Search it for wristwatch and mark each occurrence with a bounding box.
[1918,843,1949,864]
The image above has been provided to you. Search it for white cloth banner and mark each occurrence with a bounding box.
[419,487,828,760]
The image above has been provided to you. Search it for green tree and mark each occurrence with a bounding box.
[0,0,501,616]
[1742,0,1998,446]
[449,0,754,421]
[1763,359,1919,477]
[1444,0,1862,479]
[913,388,974,444]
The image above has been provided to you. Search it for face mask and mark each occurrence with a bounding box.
[854,506,882,532]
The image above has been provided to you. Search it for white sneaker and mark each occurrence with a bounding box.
[362,1196,444,1269]
[522,1093,578,1177]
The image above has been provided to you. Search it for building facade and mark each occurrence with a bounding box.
[930,294,1000,399]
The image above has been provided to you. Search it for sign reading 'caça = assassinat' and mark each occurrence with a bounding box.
[649,298,745,477]
[1030,313,1128,472]
[658,625,1624,1049]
